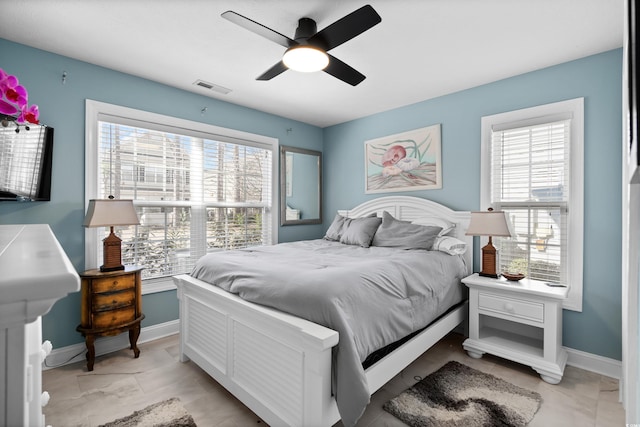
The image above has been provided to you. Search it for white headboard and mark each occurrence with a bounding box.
[337,196,472,274]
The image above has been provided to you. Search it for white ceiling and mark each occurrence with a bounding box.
[0,0,624,128]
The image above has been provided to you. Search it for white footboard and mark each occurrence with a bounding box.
[174,274,341,427]
[175,273,467,427]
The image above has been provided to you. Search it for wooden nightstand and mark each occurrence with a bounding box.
[76,265,145,371]
[462,273,568,384]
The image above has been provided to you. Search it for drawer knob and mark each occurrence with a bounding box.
[42,391,50,407]
[41,340,53,361]
[504,302,515,312]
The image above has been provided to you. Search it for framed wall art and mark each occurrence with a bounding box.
[364,123,442,194]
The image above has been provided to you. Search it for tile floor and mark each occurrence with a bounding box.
[42,332,625,427]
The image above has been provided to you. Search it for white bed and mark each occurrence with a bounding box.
[173,196,472,426]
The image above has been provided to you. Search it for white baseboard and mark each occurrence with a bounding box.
[566,346,621,379]
[44,319,622,381]
[43,319,180,370]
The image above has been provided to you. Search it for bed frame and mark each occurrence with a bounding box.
[173,196,472,426]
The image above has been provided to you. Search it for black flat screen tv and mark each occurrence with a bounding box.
[0,120,54,201]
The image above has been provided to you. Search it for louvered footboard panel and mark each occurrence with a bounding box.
[233,321,304,426]
[184,296,227,374]
[175,274,340,426]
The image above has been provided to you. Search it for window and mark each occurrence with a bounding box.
[85,100,278,293]
[481,98,584,311]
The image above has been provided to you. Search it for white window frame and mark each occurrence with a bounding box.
[481,98,584,311]
[85,100,279,294]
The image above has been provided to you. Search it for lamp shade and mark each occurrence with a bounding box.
[282,45,329,72]
[83,199,140,228]
[465,210,513,237]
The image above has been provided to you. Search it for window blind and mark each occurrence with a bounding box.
[491,119,570,284]
[96,120,274,281]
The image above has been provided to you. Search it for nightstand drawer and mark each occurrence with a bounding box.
[478,292,544,323]
[92,306,136,329]
[92,289,135,312]
[91,275,135,294]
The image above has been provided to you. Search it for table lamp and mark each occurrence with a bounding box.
[465,208,513,278]
[83,196,139,272]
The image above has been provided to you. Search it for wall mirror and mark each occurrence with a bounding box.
[280,145,322,225]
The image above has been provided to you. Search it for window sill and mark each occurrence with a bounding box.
[142,277,177,295]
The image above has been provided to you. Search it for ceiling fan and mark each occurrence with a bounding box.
[221,5,382,86]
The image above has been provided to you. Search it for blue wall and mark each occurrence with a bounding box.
[0,38,624,361]
[0,39,324,348]
[323,49,623,360]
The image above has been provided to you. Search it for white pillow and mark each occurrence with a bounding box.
[432,236,467,255]
[412,217,456,236]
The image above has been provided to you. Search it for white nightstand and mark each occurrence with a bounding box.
[462,273,569,384]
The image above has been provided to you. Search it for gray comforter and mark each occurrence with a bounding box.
[190,239,467,427]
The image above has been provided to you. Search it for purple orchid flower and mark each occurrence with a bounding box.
[0,68,39,124]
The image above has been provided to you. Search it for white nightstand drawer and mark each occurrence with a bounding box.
[478,292,544,323]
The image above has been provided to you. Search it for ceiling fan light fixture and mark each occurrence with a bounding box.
[282,45,329,73]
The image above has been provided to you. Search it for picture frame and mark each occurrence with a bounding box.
[364,123,442,194]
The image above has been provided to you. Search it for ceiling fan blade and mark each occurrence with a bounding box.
[222,11,296,48]
[324,54,365,86]
[257,61,289,81]
[308,5,381,51]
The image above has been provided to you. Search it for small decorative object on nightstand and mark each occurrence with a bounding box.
[502,272,525,281]
[462,273,568,384]
[76,265,145,371]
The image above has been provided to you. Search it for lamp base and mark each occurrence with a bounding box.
[478,271,499,279]
[101,228,125,272]
[480,237,499,278]
[100,264,125,272]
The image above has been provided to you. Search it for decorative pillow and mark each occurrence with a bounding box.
[412,216,456,236]
[432,235,467,255]
[339,215,382,248]
[372,211,442,250]
[324,213,346,241]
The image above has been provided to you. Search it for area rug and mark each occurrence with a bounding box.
[383,361,542,427]
[98,397,197,427]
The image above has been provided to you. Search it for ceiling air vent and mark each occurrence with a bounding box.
[193,80,231,95]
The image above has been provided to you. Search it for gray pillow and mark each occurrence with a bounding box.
[339,215,382,248]
[372,211,442,250]
[324,214,346,241]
